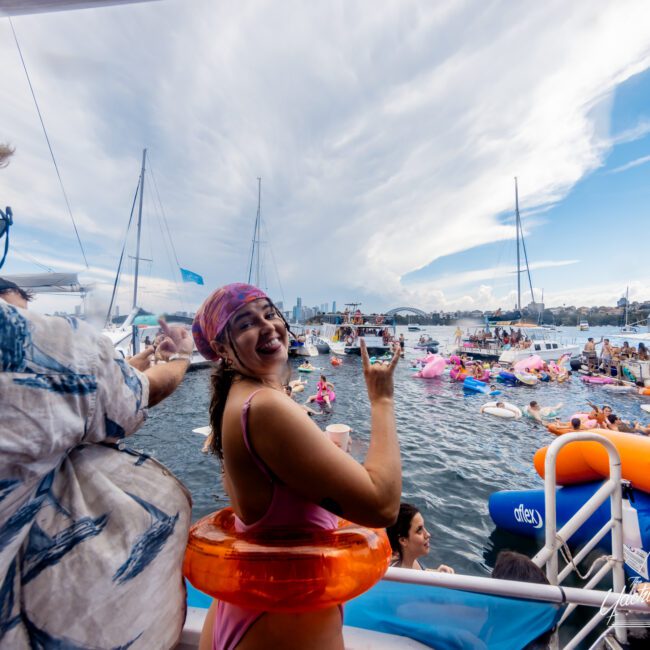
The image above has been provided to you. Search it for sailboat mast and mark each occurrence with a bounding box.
[515,177,521,311]
[247,177,262,286]
[256,177,261,287]
[132,148,146,353]
[133,148,146,311]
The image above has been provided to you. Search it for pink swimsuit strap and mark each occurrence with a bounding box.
[213,389,338,650]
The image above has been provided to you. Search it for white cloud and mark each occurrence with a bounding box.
[608,154,650,174]
[0,0,649,316]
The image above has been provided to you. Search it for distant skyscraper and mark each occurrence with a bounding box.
[276,300,284,311]
[332,300,336,313]
[297,296,302,308]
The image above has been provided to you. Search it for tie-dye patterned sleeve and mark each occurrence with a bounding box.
[87,332,150,442]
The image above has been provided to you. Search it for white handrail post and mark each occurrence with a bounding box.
[534,432,627,646]
[543,439,559,584]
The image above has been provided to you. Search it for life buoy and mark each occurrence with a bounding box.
[345,336,354,346]
[183,508,391,612]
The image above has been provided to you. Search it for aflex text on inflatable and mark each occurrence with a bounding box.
[183,508,391,612]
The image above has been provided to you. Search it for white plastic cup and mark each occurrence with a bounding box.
[325,424,351,450]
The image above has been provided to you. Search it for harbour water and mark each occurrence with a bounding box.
[133,325,647,578]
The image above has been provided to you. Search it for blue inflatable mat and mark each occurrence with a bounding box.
[346,579,563,650]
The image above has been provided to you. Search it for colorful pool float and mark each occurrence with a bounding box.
[515,372,538,386]
[580,375,614,385]
[481,401,522,419]
[534,429,650,492]
[463,376,500,395]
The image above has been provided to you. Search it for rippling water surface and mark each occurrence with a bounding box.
[133,325,646,577]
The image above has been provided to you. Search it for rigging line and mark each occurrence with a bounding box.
[10,249,54,272]
[146,164,189,312]
[105,177,140,327]
[147,158,181,270]
[146,164,190,313]
[262,219,285,305]
[152,183,183,303]
[519,215,536,304]
[9,18,89,269]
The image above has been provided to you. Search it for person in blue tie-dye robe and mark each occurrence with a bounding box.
[0,300,193,649]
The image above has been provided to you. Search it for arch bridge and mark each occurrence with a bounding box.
[384,307,428,318]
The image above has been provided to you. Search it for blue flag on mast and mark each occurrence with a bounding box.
[180,268,204,285]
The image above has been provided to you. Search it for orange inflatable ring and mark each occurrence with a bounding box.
[183,508,391,612]
[640,387,650,396]
[534,429,650,490]
[546,424,575,436]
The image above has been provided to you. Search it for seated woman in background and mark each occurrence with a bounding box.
[386,503,454,573]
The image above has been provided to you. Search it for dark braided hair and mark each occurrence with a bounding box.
[386,503,419,562]
[208,300,292,460]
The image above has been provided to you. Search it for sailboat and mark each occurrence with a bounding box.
[462,179,580,363]
[102,149,209,369]
[620,287,637,333]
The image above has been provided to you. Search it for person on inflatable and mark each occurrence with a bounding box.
[298,359,315,371]
[553,417,583,431]
[586,402,612,429]
[471,363,485,380]
[525,400,561,423]
[307,374,336,407]
[192,283,402,650]
[386,503,454,574]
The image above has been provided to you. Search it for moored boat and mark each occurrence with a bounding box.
[321,318,396,356]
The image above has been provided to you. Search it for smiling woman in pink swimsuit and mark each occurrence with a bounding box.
[192,283,401,650]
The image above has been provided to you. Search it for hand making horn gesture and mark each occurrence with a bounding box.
[155,318,194,361]
[360,339,400,403]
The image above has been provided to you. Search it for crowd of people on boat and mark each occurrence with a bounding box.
[334,324,394,346]
[583,336,648,373]
[461,325,534,350]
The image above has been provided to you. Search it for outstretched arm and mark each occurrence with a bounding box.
[145,319,194,407]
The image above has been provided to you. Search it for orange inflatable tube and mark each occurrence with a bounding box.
[183,508,391,612]
[640,387,650,396]
[546,424,575,436]
[534,429,650,491]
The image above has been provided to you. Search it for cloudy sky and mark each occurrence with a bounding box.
[1,0,650,317]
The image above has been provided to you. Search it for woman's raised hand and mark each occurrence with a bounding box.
[360,339,400,403]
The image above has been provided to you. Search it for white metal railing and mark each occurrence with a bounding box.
[179,567,650,649]
[532,432,627,649]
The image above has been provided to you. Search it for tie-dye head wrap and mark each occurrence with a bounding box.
[192,283,269,361]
